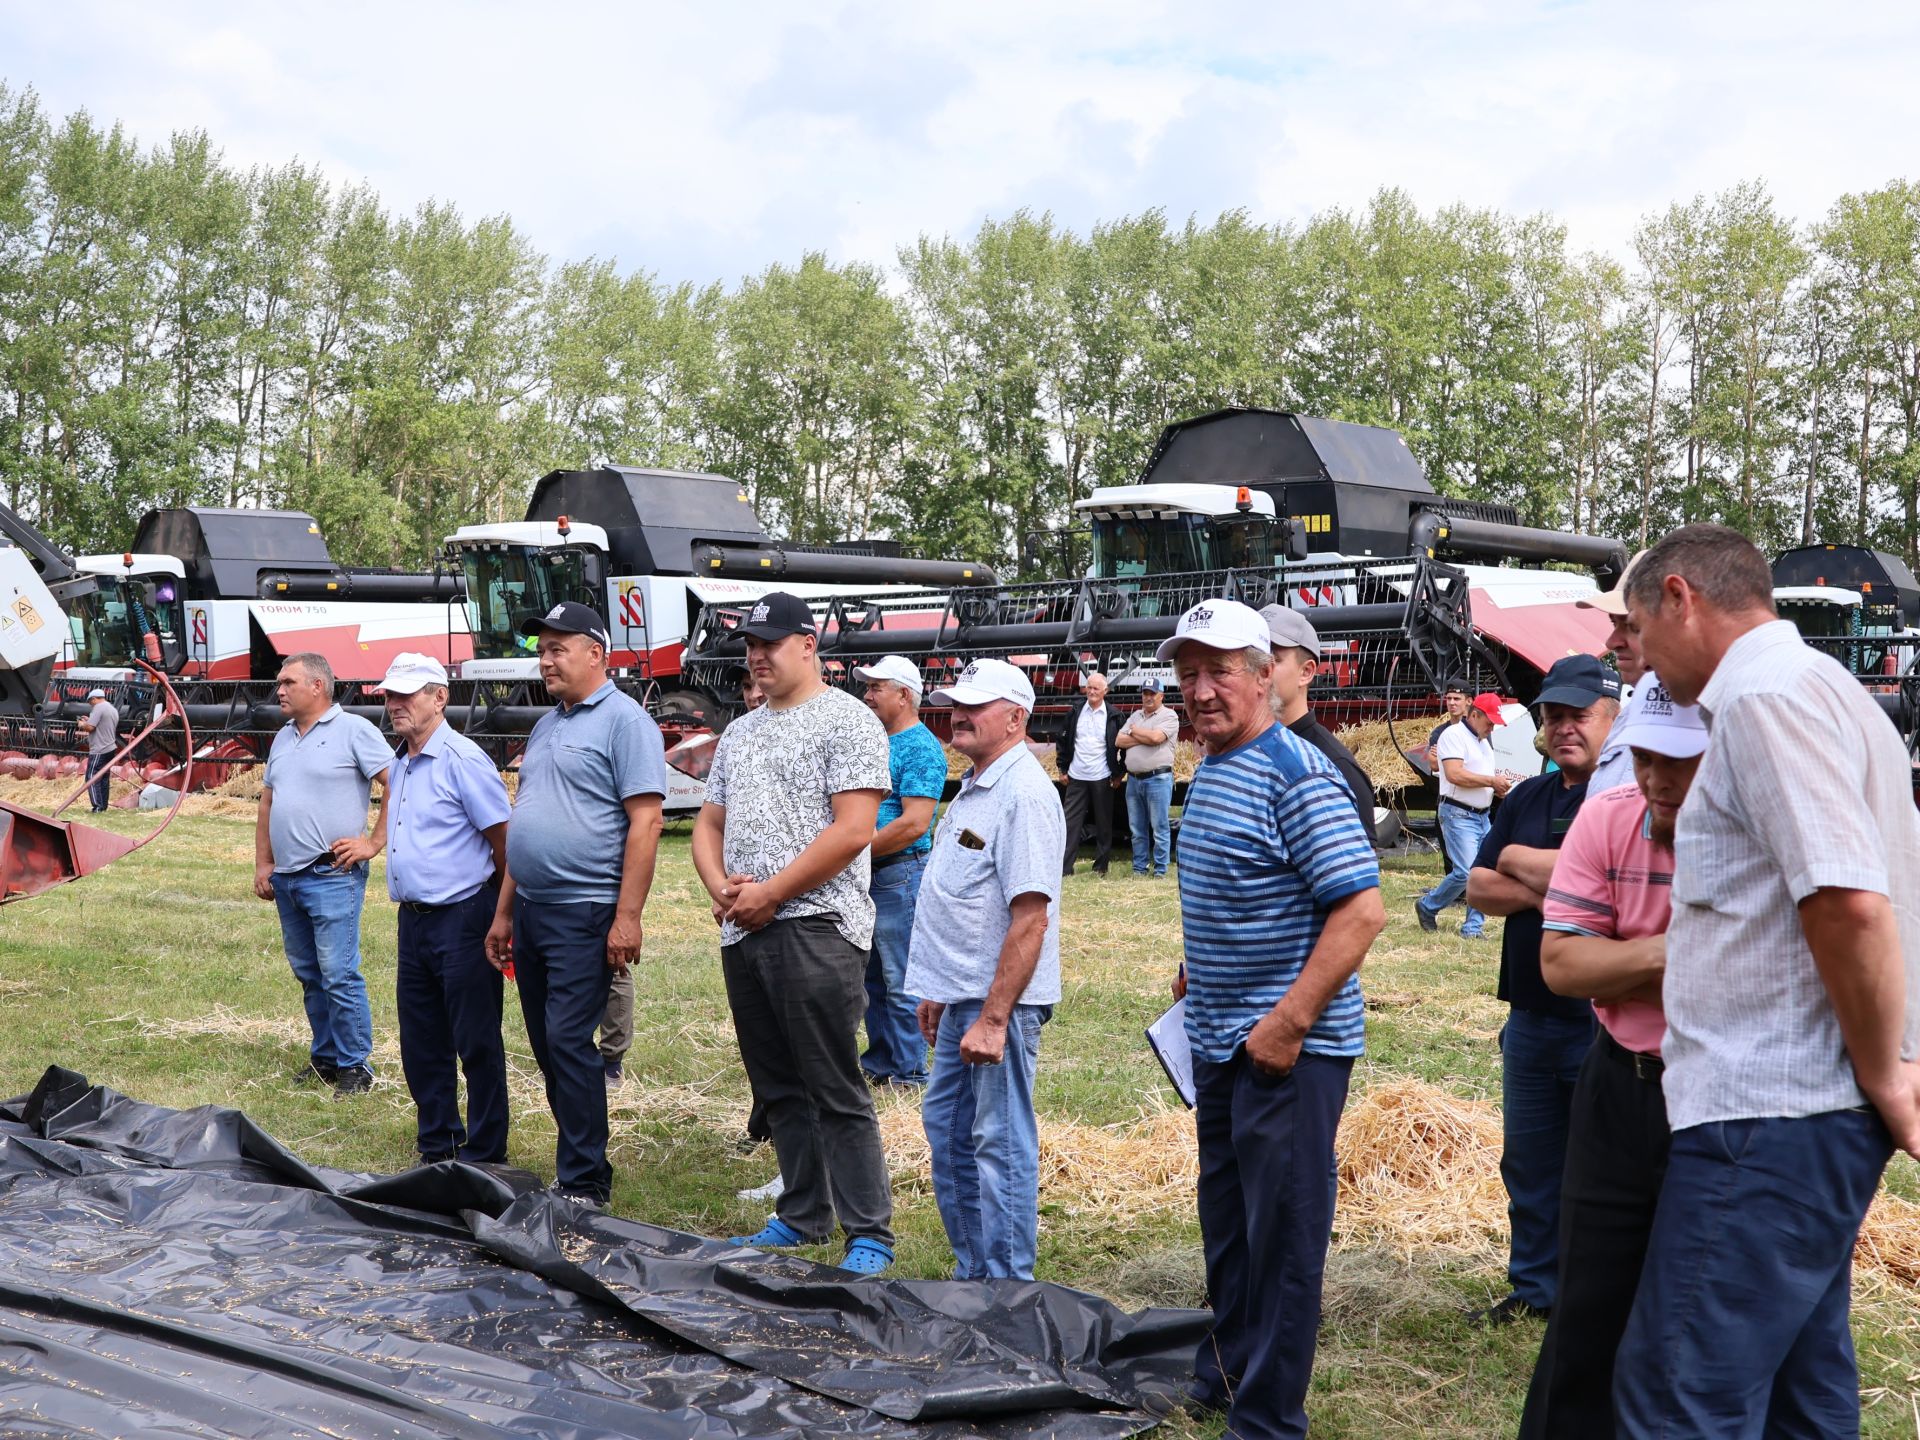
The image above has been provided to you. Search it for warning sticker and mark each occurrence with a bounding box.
[13,597,43,633]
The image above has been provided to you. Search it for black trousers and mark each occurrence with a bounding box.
[1060,776,1114,874]
[1519,1031,1673,1440]
[512,897,617,1201]
[722,915,893,1245]
[396,883,507,1163]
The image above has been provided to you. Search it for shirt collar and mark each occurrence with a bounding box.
[290,703,343,731]
[961,742,1029,792]
[408,721,451,760]
[1697,618,1800,724]
[560,679,619,713]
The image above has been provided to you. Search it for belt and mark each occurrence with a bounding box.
[873,849,926,872]
[292,856,357,876]
[1602,1030,1664,1082]
[1439,796,1489,813]
[1129,767,1173,779]
[397,879,498,913]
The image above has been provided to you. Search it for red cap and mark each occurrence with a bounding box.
[1471,693,1508,726]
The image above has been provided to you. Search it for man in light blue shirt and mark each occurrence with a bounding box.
[486,603,666,1207]
[379,653,513,1166]
[253,651,394,1096]
[907,658,1064,1281]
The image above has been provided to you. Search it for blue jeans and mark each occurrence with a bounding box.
[397,883,507,1162]
[86,751,113,812]
[1126,772,1173,875]
[862,855,929,1084]
[1418,803,1489,935]
[271,863,374,1072]
[513,897,617,1201]
[1500,1009,1596,1307]
[1614,1109,1893,1439]
[922,998,1048,1279]
[1193,1047,1354,1440]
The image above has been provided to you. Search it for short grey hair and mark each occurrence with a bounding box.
[1624,524,1776,617]
[1242,646,1274,675]
[282,651,334,689]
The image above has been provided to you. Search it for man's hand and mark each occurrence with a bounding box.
[1244,1008,1306,1077]
[1110,775,1125,789]
[330,835,379,866]
[253,863,276,901]
[607,914,641,970]
[725,878,780,932]
[1491,774,1513,798]
[484,914,513,972]
[1171,964,1188,1001]
[917,999,945,1047]
[1861,1059,1920,1160]
[959,1012,1008,1065]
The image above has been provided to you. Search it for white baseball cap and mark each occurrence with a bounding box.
[931,657,1036,710]
[852,654,924,695]
[1155,599,1273,662]
[1606,672,1708,759]
[87,687,107,699]
[375,652,450,694]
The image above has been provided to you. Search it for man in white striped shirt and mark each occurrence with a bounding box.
[1613,523,1920,1439]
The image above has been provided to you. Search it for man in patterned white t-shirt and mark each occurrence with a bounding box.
[692,591,897,1274]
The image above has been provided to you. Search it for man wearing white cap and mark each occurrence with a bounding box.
[1579,550,1648,796]
[907,658,1064,1280]
[854,655,947,1088]
[77,686,119,812]
[1160,599,1384,1439]
[1520,675,1704,1439]
[379,652,513,1165]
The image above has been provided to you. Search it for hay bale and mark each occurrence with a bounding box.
[1336,716,1443,795]
[1334,1079,1507,1256]
[1857,1189,1920,1287]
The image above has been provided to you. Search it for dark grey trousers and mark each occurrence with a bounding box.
[722,914,894,1246]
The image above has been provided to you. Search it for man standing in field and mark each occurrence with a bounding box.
[1580,550,1648,795]
[1414,691,1509,937]
[377,652,513,1167]
[692,591,896,1274]
[908,658,1064,1279]
[1116,678,1176,877]
[1519,677,1703,1438]
[1465,655,1617,1325]
[485,602,666,1207]
[1614,525,1920,1437]
[1162,598,1384,1440]
[1056,671,1122,876]
[77,687,119,812]
[253,651,393,1096]
[854,654,946,1089]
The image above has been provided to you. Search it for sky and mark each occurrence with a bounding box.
[6,1,1919,287]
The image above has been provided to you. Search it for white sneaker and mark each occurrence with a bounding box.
[736,1175,786,1203]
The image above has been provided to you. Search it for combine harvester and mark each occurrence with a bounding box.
[0,504,189,900]
[684,410,1627,774]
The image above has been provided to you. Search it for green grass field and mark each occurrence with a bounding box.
[2,808,1917,1437]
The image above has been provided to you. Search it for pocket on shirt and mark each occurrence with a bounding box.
[930,843,997,903]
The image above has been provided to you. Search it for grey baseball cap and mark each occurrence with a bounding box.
[1259,604,1322,656]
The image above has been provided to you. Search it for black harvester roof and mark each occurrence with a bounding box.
[525,468,770,576]
[1138,409,1524,557]
[1772,544,1920,625]
[134,508,340,598]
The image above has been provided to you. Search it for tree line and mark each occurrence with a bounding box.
[4,81,1919,575]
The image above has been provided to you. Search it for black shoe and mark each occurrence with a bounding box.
[603,1059,624,1088]
[1092,865,1108,876]
[298,1059,339,1086]
[1414,900,1439,933]
[1468,1292,1549,1326]
[552,1186,607,1212]
[332,1065,374,1096]
[418,1150,456,1165]
[1174,1380,1229,1418]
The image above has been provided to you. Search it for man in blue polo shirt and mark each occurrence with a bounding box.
[378,652,513,1166]
[1163,599,1385,1440]
[854,654,947,1088]
[254,650,394,1097]
[485,602,667,1207]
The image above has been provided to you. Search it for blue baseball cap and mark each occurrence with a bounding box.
[1536,654,1623,708]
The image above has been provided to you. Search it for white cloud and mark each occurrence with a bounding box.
[4,0,1918,283]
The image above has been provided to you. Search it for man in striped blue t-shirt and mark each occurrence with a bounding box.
[1162,598,1385,1440]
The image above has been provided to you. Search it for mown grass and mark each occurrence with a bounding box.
[1,809,1916,1437]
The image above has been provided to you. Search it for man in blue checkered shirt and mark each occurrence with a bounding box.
[1163,598,1385,1440]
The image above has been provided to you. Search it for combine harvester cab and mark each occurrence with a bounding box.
[1771,544,1920,764]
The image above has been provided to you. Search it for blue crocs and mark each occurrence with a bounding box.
[839,1237,894,1275]
[730,1215,804,1249]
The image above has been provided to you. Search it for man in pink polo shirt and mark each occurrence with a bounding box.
[1516,675,1707,1440]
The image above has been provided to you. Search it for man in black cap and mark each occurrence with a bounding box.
[1465,654,1619,1324]
[485,601,667,1208]
[1261,604,1375,843]
[1429,679,1470,751]
[691,591,898,1273]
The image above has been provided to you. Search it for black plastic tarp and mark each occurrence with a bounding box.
[0,1068,1206,1438]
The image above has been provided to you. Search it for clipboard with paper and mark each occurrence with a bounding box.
[1145,998,1196,1109]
